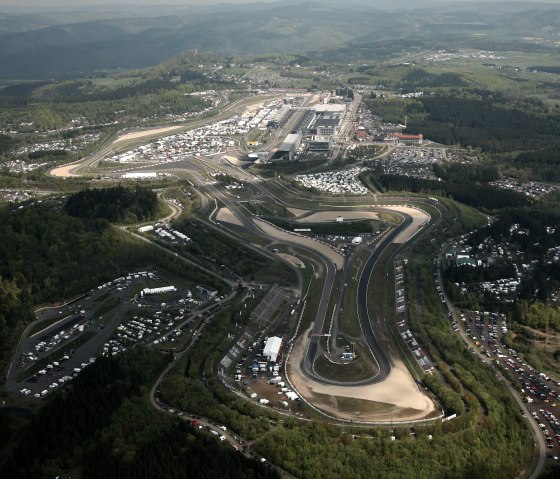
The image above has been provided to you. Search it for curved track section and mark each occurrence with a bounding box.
[301,216,411,386]
[204,180,423,391]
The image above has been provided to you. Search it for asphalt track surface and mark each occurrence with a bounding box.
[301,216,412,386]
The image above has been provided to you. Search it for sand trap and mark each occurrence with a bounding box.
[277,253,305,268]
[222,155,248,166]
[216,207,244,226]
[287,326,437,422]
[50,163,81,178]
[297,210,380,223]
[244,100,270,113]
[378,206,430,244]
[114,126,185,144]
[287,208,310,218]
[253,218,344,270]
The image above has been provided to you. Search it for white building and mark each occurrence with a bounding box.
[142,286,177,295]
[122,172,158,179]
[263,336,282,362]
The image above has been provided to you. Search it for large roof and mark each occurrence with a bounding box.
[263,336,282,362]
[278,133,301,152]
[314,104,346,113]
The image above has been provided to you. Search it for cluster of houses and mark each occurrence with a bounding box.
[445,227,529,301]
[0,189,45,203]
[424,49,504,64]
[4,159,49,174]
[13,132,102,157]
[490,178,557,199]
[3,132,102,173]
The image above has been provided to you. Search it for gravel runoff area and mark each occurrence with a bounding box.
[252,218,345,270]
[216,207,244,226]
[50,163,81,178]
[287,326,437,422]
[277,253,305,268]
[287,208,309,218]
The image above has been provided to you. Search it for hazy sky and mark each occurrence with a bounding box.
[0,0,552,8]
[0,0,272,6]
[0,0,274,5]
[0,0,550,4]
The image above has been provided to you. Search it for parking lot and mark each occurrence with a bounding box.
[460,310,560,453]
[367,146,447,179]
[10,270,214,400]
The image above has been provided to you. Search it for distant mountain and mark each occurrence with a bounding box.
[0,1,558,78]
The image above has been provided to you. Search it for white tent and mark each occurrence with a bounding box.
[263,336,282,362]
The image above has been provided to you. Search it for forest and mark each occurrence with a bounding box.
[33,70,212,104]
[65,185,159,223]
[171,218,297,286]
[400,68,467,89]
[360,169,530,210]
[0,348,277,479]
[367,90,560,156]
[514,149,560,181]
[0,134,17,155]
[0,54,234,135]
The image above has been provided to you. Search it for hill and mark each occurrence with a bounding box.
[1,1,559,78]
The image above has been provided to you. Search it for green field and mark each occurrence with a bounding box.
[313,340,379,383]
